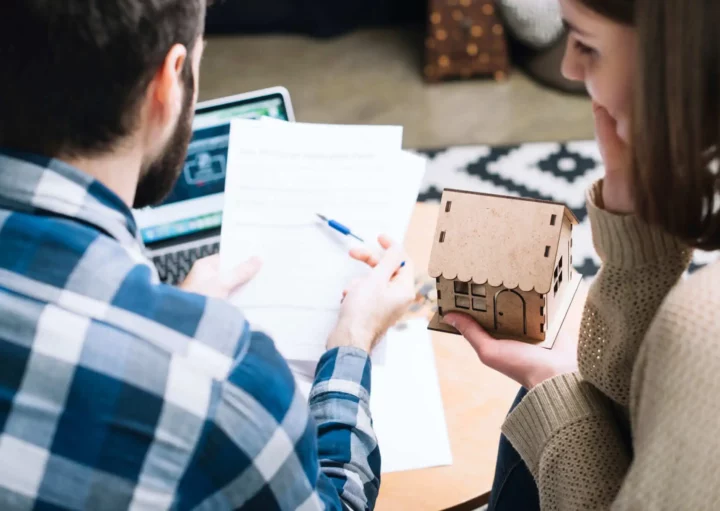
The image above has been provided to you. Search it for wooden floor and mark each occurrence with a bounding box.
[201,28,594,149]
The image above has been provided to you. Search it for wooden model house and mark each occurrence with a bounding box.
[428,189,582,348]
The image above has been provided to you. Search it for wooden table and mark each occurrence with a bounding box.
[376,202,588,511]
[374,202,519,511]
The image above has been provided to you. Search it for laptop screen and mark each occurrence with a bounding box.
[135,91,290,246]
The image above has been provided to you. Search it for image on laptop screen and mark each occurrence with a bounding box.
[136,92,290,245]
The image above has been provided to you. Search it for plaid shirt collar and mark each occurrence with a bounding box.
[0,149,141,247]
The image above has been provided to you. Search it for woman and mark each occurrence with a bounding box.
[444,0,720,508]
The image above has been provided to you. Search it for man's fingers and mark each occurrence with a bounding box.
[226,257,262,290]
[374,246,406,280]
[389,257,415,293]
[342,278,362,298]
[192,254,220,270]
[377,235,393,250]
[349,248,379,268]
[350,236,397,270]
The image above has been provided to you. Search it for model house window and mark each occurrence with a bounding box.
[471,283,486,297]
[454,281,487,312]
[472,298,487,312]
[454,281,469,294]
[455,295,471,309]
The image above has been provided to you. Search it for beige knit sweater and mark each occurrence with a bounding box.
[502,181,720,509]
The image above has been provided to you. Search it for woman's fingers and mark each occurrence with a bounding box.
[443,312,573,389]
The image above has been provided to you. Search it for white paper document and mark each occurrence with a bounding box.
[294,320,453,474]
[220,119,426,362]
[370,320,453,473]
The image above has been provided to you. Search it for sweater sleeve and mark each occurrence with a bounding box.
[502,180,693,510]
[578,180,692,407]
[613,265,720,509]
[502,373,631,509]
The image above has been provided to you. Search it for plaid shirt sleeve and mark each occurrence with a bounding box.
[310,348,380,510]
[0,153,381,511]
[175,324,379,511]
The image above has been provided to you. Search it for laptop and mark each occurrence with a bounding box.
[135,86,296,285]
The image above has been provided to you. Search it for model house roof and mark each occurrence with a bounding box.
[428,189,579,294]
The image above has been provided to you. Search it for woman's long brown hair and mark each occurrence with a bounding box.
[580,0,720,249]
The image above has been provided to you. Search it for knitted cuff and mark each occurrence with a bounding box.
[501,373,612,476]
[587,181,690,269]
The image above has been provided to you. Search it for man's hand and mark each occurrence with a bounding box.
[180,255,262,299]
[443,283,588,389]
[327,236,415,353]
[593,102,635,214]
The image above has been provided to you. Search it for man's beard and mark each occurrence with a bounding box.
[133,66,195,209]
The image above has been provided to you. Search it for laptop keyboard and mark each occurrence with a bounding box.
[153,242,220,286]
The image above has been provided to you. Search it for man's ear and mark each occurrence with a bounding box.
[148,44,188,130]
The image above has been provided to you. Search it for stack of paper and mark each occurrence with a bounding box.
[370,320,453,473]
[220,119,427,363]
[293,320,453,474]
[220,120,451,474]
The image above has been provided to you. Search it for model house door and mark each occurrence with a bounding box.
[494,289,526,336]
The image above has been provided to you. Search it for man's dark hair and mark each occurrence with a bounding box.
[0,1,206,158]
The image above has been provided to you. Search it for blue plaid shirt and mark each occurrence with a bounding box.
[0,150,380,510]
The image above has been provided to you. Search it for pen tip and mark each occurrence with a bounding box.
[316,213,327,222]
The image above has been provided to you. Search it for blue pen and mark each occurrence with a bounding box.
[316,214,365,242]
[316,213,406,268]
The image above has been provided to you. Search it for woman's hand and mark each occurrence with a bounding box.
[442,283,587,389]
[593,102,635,214]
[442,313,579,389]
[327,236,415,353]
[180,255,262,299]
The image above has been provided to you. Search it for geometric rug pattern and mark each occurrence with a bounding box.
[417,142,717,275]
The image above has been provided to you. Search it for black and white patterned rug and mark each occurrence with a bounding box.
[416,141,717,276]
